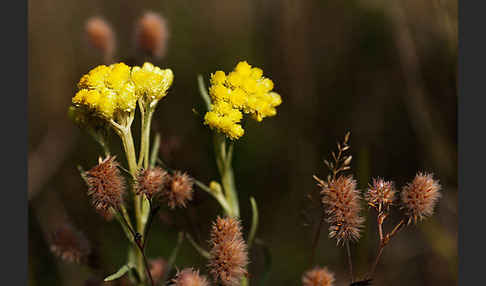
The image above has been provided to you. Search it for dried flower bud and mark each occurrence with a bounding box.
[135,11,169,58]
[85,17,115,63]
[320,175,364,245]
[365,178,395,212]
[171,268,209,286]
[149,258,168,284]
[401,172,441,224]
[208,217,248,286]
[85,156,125,211]
[165,171,194,209]
[136,167,169,199]
[50,224,91,264]
[302,266,335,286]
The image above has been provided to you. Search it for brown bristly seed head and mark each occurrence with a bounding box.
[171,268,209,286]
[135,11,169,59]
[365,178,395,212]
[210,216,243,245]
[165,171,194,209]
[84,17,115,62]
[50,224,91,264]
[136,167,169,200]
[401,172,441,224]
[302,266,335,286]
[321,175,364,245]
[208,217,248,286]
[149,257,168,284]
[85,156,125,211]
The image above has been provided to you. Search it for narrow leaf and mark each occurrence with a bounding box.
[104,264,134,282]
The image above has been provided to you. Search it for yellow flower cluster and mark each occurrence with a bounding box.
[72,62,173,120]
[131,62,174,102]
[204,61,282,139]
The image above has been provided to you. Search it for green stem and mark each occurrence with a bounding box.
[186,233,211,259]
[194,180,233,215]
[149,133,161,167]
[214,133,239,217]
[118,125,145,282]
[248,197,258,249]
[138,104,154,169]
[161,232,185,283]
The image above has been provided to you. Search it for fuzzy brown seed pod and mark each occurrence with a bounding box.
[171,268,209,286]
[149,258,168,284]
[135,11,169,59]
[302,266,335,286]
[84,17,115,63]
[136,167,169,200]
[208,217,248,286]
[50,224,91,264]
[365,178,395,212]
[165,171,194,209]
[85,156,125,211]
[320,175,364,245]
[401,172,441,224]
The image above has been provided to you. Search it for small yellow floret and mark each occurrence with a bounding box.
[235,61,252,77]
[211,71,226,85]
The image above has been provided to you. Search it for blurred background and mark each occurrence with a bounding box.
[28,0,457,285]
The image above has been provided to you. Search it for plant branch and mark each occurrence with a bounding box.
[368,218,406,279]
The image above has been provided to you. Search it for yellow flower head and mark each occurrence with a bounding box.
[204,61,282,139]
[131,62,174,102]
[72,63,138,119]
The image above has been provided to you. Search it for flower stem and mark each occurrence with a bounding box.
[118,125,146,283]
[214,133,239,217]
[138,104,154,169]
[368,218,406,279]
[346,241,354,283]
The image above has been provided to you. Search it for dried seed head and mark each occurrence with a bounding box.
[171,268,209,286]
[302,266,335,286]
[50,224,91,264]
[149,258,168,284]
[136,167,169,199]
[135,11,169,58]
[320,175,364,245]
[84,17,115,62]
[401,172,441,224]
[210,216,242,245]
[365,178,395,211]
[85,156,125,211]
[208,217,248,286]
[165,171,194,209]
